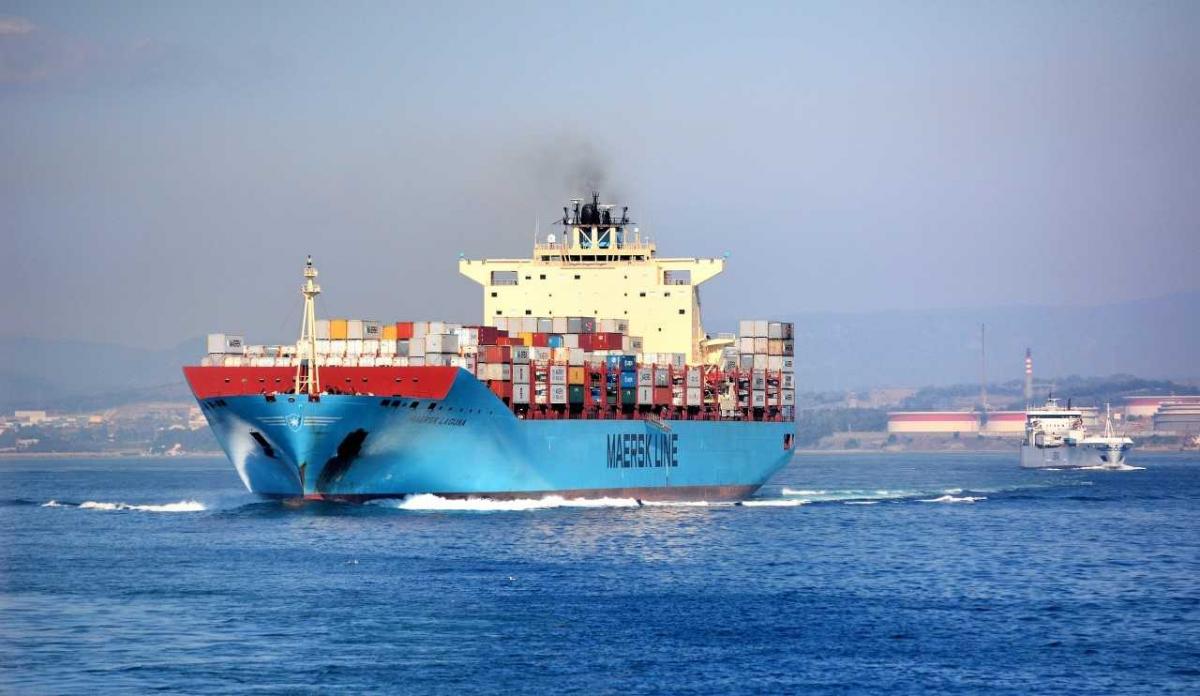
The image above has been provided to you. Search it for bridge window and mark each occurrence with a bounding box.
[665,270,691,285]
[490,271,518,286]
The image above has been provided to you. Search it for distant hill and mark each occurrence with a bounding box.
[1,290,1196,410]
[710,290,1200,391]
[0,337,198,411]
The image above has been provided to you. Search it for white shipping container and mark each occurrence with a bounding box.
[638,367,653,387]
[495,317,509,332]
[686,387,702,406]
[782,356,795,371]
[738,320,755,338]
[425,354,450,366]
[513,384,531,404]
[396,340,410,357]
[376,356,394,367]
[751,390,766,408]
[347,319,364,340]
[512,346,531,364]
[568,348,585,366]
[408,357,425,366]
[598,318,616,333]
[329,340,347,357]
[316,320,330,340]
[782,373,794,390]
[513,364,530,383]
[637,386,655,404]
[782,389,795,406]
[754,337,769,354]
[346,340,363,356]
[409,340,426,358]
[324,356,343,367]
[315,339,332,355]
[628,336,643,352]
[412,321,428,338]
[379,340,396,356]
[552,317,568,333]
[363,321,382,338]
[363,339,380,355]
[751,371,766,390]
[768,356,783,371]
[738,337,756,354]
[563,333,579,349]
[358,356,376,367]
[670,354,686,369]
[550,366,567,384]
[207,333,245,354]
[753,320,769,338]
[768,322,783,339]
[537,318,553,333]
[428,321,446,335]
[550,384,568,404]
[686,369,702,388]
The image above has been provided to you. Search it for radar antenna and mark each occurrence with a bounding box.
[294,255,322,396]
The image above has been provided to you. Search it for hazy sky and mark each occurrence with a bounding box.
[3,1,1198,349]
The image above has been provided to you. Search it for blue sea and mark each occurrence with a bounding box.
[2,452,1198,694]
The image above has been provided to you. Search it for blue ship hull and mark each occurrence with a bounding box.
[195,369,794,501]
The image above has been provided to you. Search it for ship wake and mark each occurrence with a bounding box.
[41,499,207,513]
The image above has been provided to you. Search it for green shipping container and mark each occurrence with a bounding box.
[621,387,637,405]
[568,385,585,404]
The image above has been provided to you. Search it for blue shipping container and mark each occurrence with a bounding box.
[620,355,637,371]
[548,334,564,348]
[620,372,637,388]
[605,355,622,371]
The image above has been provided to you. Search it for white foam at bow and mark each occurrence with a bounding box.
[919,495,986,504]
[77,500,207,512]
[41,500,65,507]
[781,488,826,496]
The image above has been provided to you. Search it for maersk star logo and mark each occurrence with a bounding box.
[286,414,303,431]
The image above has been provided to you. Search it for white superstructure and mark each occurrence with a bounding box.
[1021,398,1134,469]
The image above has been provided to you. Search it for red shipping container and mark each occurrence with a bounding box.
[532,333,549,347]
[477,326,500,345]
[395,322,413,340]
[489,381,512,400]
[654,387,671,403]
[577,333,595,351]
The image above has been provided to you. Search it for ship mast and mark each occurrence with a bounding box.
[294,255,322,396]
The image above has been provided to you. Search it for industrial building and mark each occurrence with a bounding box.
[1124,395,1200,418]
[1153,405,1200,434]
[887,410,1029,437]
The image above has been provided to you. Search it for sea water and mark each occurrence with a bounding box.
[2,452,1198,694]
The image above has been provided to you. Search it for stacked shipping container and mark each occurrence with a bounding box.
[203,317,794,421]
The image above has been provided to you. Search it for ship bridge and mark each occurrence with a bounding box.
[459,193,726,362]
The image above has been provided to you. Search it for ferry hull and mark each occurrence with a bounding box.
[193,369,794,501]
[1020,442,1131,469]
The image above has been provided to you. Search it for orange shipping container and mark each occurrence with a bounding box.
[519,332,533,347]
[382,325,398,340]
[395,322,413,340]
[330,319,348,340]
[567,367,585,384]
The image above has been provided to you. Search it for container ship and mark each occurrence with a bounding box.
[185,194,797,501]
